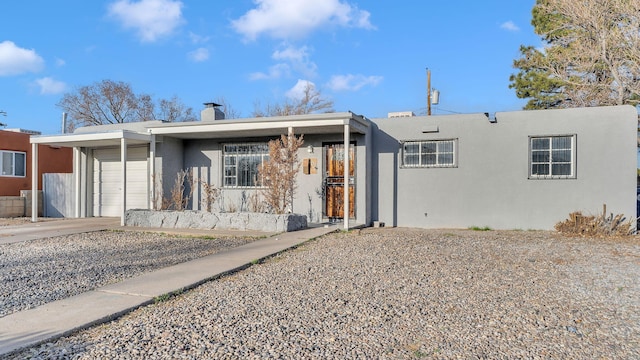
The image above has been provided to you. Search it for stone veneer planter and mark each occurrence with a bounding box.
[125,210,308,232]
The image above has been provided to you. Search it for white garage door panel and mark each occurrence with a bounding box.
[93,147,148,217]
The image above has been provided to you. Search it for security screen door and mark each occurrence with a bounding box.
[324,143,355,220]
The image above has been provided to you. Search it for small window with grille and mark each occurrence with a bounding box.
[529,135,576,179]
[401,139,456,168]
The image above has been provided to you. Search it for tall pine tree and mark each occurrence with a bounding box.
[510,0,640,109]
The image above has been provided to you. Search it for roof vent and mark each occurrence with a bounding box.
[388,111,415,118]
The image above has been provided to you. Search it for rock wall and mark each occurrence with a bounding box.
[125,210,308,232]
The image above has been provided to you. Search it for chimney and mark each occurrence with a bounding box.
[201,102,225,121]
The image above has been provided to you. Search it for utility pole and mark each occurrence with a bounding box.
[426,68,432,116]
[426,68,440,116]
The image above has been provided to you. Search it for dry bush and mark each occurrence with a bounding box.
[555,209,637,237]
[247,191,266,212]
[165,169,194,211]
[225,200,238,213]
[199,179,221,212]
[151,174,167,210]
[258,133,304,214]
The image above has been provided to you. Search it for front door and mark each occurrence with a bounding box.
[324,143,355,220]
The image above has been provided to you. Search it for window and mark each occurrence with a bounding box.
[402,139,456,167]
[223,143,269,187]
[0,151,26,177]
[529,135,575,179]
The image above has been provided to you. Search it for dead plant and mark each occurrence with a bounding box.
[257,133,304,214]
[555,206,637,237]
[247,191,266,212]
[199,179,221,212]
[165,169,195,211]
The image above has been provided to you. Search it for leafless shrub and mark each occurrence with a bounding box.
[225,200,239,213]
[258,133,304,214]
[165,169,194,211]
[555,207,637,237]
[199,179,221,212]
[247,191,266,213]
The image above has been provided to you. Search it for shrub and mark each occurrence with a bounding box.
[200,179,221,212]
[164,169,195,211]
[555,209,637,237]
[258,133,304,214]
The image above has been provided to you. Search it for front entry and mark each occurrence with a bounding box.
[324,143,355,220]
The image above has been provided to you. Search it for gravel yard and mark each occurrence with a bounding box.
[0,230,256,317]
[8,228,640,359]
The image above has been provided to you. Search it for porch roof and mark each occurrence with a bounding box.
[149,111,370,139]
[30,129,153,148]
[29,112,370,147]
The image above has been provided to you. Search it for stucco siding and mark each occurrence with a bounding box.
[372,105,637,230]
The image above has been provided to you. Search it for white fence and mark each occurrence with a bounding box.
[43,173,74,218]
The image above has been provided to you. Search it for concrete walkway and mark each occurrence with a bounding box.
[0,219,339,356]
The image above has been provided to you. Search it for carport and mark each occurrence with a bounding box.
[30,130,153,226]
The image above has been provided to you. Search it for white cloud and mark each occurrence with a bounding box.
[272,44,317,78]
[250,45,317,81]
[500,21,520,32]
[55,58,66,67]
[231,0,374,41]
[0,41,44,76]
[34,77,67,95]
[249,63,291,80]
[108,0,185,42]
[189,32,210,44]
[327,74,382,91]
[188,47,209,62]
[286,79,315,100]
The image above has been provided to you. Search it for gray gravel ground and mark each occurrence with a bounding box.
[8,228,640,359]
[0,230,256,317]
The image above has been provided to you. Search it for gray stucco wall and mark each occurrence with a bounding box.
[156,136,185,207]
[180,132,370,226]
[371,105,637,230]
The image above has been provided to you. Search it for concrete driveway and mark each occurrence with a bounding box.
[0,217,120,245]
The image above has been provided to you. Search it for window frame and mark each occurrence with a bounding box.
[528,134,577,179]
[0,150,27,178]
[222,142,270,188]
[400,139,457,168]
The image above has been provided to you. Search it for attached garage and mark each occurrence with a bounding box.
[92,146,149,217]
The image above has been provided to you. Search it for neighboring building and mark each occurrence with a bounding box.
[0,129,73,196]
[30,105,637,230]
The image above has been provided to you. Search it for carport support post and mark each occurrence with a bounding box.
[31,143,38,222]
[149,134,155,210]
[74,147,81,218]
[121,138,127,226]
[343,123,350,231]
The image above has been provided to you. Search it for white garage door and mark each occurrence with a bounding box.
[93,147,148,217]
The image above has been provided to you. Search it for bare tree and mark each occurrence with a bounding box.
[510,0,640,108]
[214,96,242,119]
[158,96,198,122]
[58,79,197,129]
[253,82,334,117]
[258,133,304,214]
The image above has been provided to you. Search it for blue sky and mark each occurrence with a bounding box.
[0,0,540,135]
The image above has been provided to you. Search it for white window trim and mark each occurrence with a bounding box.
[528,134,577,179]
[0,150,27,178]
[222,142,270,188]
[400,139,457,168]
